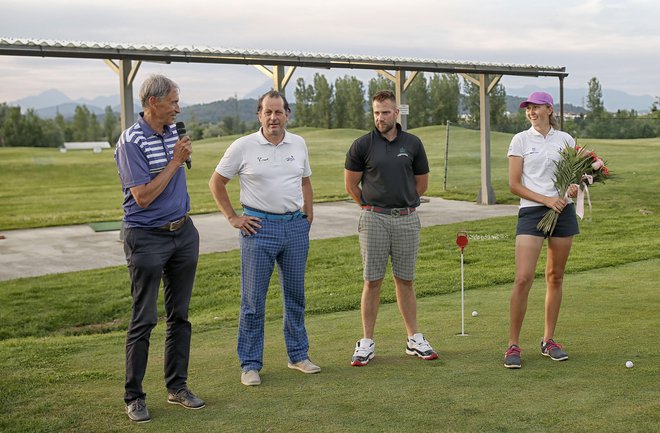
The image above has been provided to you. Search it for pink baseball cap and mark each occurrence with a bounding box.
[519,91,554,108]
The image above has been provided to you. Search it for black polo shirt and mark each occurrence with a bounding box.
[345,124,429,208]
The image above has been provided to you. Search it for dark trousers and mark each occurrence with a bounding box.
[123,218,199,404]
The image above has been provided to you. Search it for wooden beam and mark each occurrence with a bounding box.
[254,64,297,94]
[105,59,141,131]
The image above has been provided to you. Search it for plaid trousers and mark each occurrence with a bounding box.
[237,217,311,371]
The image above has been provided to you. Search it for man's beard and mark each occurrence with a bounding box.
[377,123,394,134]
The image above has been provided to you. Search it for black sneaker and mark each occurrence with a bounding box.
[167,387,206,409]
[126,398,151,423]
[541,339,568,361]
[504,344,522,369]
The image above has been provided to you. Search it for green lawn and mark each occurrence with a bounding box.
[0,125,540,230]
[0,128,659,432]
[1,260,658,433]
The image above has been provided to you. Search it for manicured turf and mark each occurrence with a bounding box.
[1,128,658,432]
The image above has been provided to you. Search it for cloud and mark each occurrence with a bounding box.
[1,0,659,103]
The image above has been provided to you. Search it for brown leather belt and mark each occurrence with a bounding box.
[159,215,188,231]
[361,205,416,217]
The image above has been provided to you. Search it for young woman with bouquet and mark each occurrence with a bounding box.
[504,91,579,369]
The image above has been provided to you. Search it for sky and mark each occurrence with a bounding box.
[1,0,659,106]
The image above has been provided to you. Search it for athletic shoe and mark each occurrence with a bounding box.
[241,370,261,386]
[125,398,150,423]
[167,387,205,409]
[351,338,375,366]
[288,358,321,374]
[504,344,522,369]
[405,333,438,360]
[541,339,569,361]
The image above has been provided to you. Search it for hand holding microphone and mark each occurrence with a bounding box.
[176,121,192,169]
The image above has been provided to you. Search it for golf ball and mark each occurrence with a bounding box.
[471,311,478,317]
[625,361,634,368]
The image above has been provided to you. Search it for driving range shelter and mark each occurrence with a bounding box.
[0,37,569,204]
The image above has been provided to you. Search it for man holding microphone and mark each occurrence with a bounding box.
[115,74,204,423]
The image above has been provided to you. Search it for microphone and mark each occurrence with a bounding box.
[175,121,191,169]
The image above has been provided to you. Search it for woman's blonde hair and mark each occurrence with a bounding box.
[548,106,558,129]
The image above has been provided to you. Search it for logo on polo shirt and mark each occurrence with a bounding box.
[257,156,270,162]
[285,155,295,162]
[397,146,410,159]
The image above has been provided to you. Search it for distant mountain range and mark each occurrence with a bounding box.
[506,85,655,113]
[7,89,142,119]
[5,85,656,121]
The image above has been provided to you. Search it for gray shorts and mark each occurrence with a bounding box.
[358,210,421,281]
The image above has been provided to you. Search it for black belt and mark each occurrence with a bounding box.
[158,215,188,231]
[361,205,416,216]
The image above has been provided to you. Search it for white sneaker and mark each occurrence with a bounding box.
[241,370,261,386]
[405,333,438,360]
[351,338,375,366]
[288,359,321,374]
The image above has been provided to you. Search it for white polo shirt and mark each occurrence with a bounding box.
[215,129,312,213]
[507,126,576,208]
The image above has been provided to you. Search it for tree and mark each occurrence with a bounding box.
[489,83,508,129]
[311,73,333,128]
[0,106,53,147]
[334,75,366,129]
[1,106,23,146]
[202,123,225,139]
[23,109,45,146]
[462,79,481,128]
[103,106,119,144]
[89,113,102,141]
[462,78,506,129]
[293,77,314,127]
[72,105,91,141]
[428,73,460,125]
[42,119,65,148]
[367,76,394,102]
[187,112,204,140]
[649,97,660,136]
[584,77,611,138]
[405,73,429,128]
[222,116,242,135]
[586,77,605,116]
[651,96,660,114]
[0,103,8,146]
[501,109,530,134]
[54,111,73,141]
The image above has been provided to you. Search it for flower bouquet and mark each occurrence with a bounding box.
[537,144,611,235]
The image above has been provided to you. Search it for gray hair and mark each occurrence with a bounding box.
[139,74,179,108]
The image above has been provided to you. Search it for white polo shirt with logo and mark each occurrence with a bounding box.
[215,129,312,213]
[507,126,575,208]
